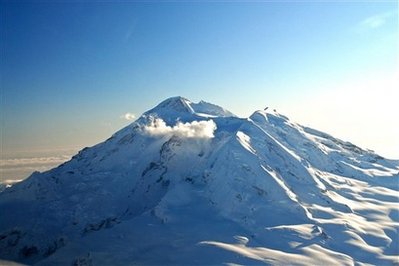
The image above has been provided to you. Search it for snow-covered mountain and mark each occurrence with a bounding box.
[1,96,398,265]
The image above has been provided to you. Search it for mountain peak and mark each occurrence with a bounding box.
[145,96,235,119]
[250,108,290,126]
[152,96,193,113]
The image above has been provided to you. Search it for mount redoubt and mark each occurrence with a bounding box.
[1,97,398,265]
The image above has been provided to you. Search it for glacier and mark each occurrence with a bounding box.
[0,96,398,265]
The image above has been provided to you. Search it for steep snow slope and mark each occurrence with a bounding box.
[0,97,398,265]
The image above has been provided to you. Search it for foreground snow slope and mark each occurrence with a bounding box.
[0,97,398,265]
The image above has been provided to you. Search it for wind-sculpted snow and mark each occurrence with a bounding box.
[0,97,398,265]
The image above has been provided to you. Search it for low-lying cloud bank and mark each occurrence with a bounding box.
[0,154,73,184]
[144,118,217,139]
[1,155,71,168]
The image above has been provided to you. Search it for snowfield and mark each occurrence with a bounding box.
[0,97,398,265]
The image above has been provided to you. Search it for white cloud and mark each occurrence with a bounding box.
[358,11,395,30]
[0,155,71,168]
[0,155,73,183]
[144,118,217,139]
[122,112,136,121]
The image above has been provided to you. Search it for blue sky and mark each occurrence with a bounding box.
[1,1,398,159]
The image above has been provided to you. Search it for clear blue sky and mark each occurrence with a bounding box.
[1,1,398,157]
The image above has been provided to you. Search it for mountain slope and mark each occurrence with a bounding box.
[0,97,398,265]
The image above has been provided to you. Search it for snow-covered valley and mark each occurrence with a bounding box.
[1,97,398,265]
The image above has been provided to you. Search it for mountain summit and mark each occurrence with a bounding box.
[0,97,398,265]
[144,96,236,121]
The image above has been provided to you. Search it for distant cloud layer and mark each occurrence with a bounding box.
[123,113,136,121]
[0,155,72,184]
[1,155,71,168]
[144,118,217,139]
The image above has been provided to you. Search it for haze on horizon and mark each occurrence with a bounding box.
[1,1,398,182]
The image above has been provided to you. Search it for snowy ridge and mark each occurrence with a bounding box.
[0,97,398,265]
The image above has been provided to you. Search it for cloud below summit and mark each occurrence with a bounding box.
[144,118,217,139]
